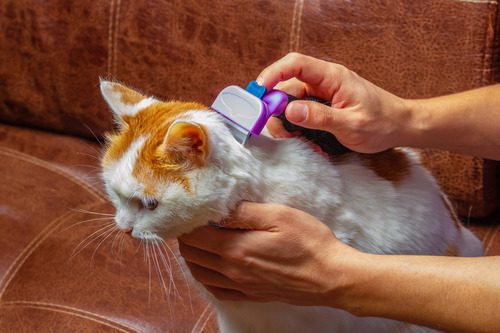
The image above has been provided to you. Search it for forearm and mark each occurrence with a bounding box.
[403,84,500,159]
[336,253,500,333]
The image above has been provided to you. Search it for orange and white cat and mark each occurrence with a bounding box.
[100,80,483,333]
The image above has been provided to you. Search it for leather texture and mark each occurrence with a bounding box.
[0,0,498,216]
[1,0,500,331]
[0,123,217,332]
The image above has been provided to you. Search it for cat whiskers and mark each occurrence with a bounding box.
[90,224,120,264]
[151,242,170,299]
[68,211,187,306]
[143,238,153,305]
[70,208,114,216]
[83,123,105,147]
[138,235,187,305]
[75,151,102,163]
[60,216,115,233]
[70,222,116,260]
[159,238,194,312]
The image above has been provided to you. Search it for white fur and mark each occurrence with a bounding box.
[102,109,483,333]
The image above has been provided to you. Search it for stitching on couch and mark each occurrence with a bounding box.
[113,0,122,76]
[457,0,497,4]
[479,1,498,85]
[107,0,117,76]
[0,200,112,300]
[190,304,214,333]
[0,210,74,299]
[289,0,304,52]
[0,148,106,201]
[294,0,304,51]
[2,301,138,333]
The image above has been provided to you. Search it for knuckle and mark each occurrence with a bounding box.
[271,204,292,221]
[314,108,333,129]
[285,52,303,62]
[330,63,350,78]
[284,52,306,68]
[350,115,370,129]
[226,268,248,284]
[226,247,246,263]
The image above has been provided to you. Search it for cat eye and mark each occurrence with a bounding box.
[143,198,158,211]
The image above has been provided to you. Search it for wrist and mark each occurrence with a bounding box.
[320,242,373,312]
[397,98,432,149]
[325,251,390,317]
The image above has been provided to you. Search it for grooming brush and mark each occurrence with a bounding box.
[211,80,352,155]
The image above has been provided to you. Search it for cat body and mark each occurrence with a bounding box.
[100,81,483,333]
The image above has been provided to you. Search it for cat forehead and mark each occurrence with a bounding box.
[103,106,212,196]
[104,134,191,196]
[105,136,147,193]
[103,102,206,164]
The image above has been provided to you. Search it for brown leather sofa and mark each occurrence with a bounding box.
[1,1,499,332]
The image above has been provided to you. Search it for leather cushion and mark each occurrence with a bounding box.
[0,124,217,332]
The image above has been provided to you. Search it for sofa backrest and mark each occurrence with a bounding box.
[1,0,499,138]
[1,0,498,216]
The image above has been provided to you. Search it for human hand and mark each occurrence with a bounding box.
[178,202,361,306]
[259,53,414,153]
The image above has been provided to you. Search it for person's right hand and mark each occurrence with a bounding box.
[258,53,414,153]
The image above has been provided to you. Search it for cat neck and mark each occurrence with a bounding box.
[188,110,339,203]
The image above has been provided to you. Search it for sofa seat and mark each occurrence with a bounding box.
[0,123,217,332]
[0,123,498,331]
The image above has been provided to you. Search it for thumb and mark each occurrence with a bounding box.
[285,101,343,132]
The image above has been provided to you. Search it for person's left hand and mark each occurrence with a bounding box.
[178,202,359,306]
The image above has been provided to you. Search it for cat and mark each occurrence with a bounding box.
[99,80,483,333]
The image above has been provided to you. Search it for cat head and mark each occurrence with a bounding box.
[99,80,250,241]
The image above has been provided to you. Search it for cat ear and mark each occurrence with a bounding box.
[162,121,209,165]
[99,79,156,123]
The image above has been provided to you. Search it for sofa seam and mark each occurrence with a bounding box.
[1,301,138,333]
[0,201,108,299]
[107,0,117,76]
[289,0,304,52]
[0,210,73,299]
[0,148,106,201]
[479,0,498,85]
[112,0,122,76]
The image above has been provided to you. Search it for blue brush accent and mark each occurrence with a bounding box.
[245,80,267,99]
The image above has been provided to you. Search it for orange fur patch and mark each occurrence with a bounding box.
[103,101,207,164]
[360,149,410,184]
[103,100,208,195]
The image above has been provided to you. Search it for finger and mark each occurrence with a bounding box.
[274,78,307,97]
[178,240,222,271]
[205,286,250,302]
[257,53,339,99]
[284,101,347,133]
[185,262,242,291]
[266,117,294,138]
[179,225,239,254]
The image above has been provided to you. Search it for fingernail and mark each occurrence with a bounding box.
[256,76,265,85]
[286,103,308,123]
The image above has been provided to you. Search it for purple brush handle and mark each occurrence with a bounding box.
[249,89,288,136]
